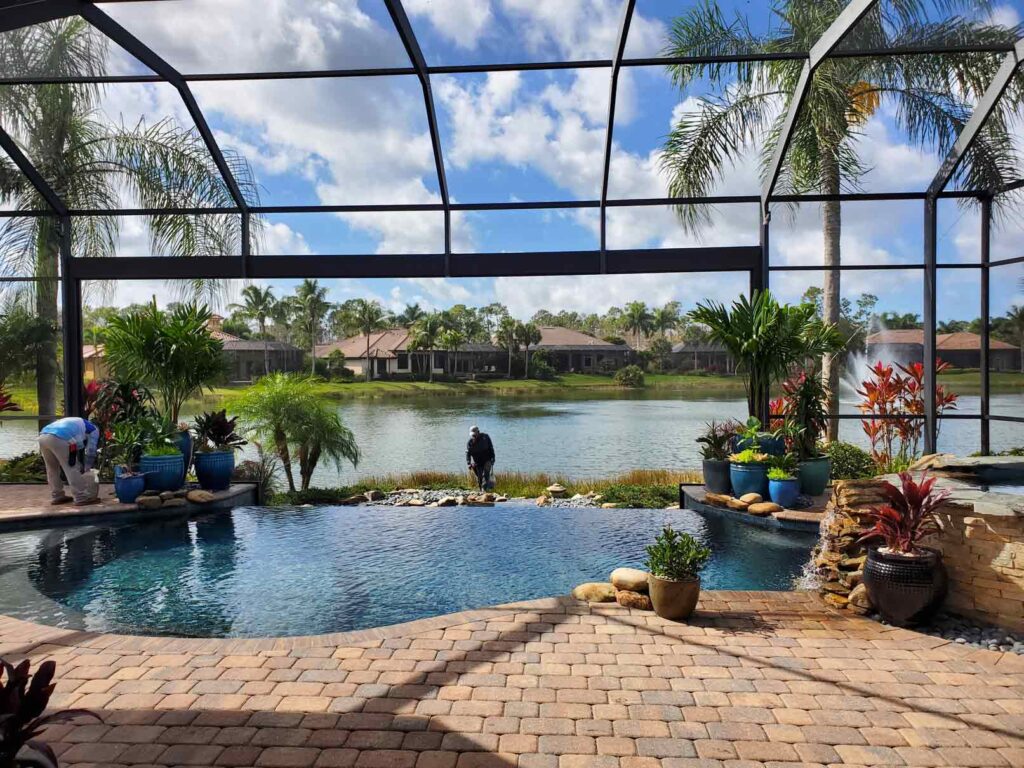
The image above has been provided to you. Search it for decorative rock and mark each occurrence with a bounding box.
[610,568,649,593]
[592,494,604,502]
[437,496,458,507]
[704,492,731,507]
[137,496,162,509]
[159,491,176,501]
[536,496,550,507]
[571,582,616,602]
[615,590,653,611]
[186,489,216,504]
[456,495,466,505]
[848,583,872,610]
[342,493,367,505]
[546,484,567,498]
[839,555,867,570]
[664,503,680,510]
[739,493,762,505]
[366,489,385,501]
[824,593,849,608]
[726,497,750,510]
[407,498,426,507]
[173,489,189,498]
[495,495,508,502]
[747,501,781,516]
[600,502,620,509]
[163,498,187,508]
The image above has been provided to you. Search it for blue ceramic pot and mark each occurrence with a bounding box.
[730,462,768,498]
[768,477,800,509]
[139,453,184,492]
[114,471,146,504]
[799,456,831,496]
[732,434,786,456]
[194,450,235,491]
[173,430,193,485]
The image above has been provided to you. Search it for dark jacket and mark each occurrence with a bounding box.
[466,433,495,465]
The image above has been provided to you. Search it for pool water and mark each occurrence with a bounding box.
[0,505,816,638]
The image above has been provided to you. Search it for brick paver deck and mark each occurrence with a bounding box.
[2,591,1023,768]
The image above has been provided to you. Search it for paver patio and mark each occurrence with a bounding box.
[2,591,1023,768]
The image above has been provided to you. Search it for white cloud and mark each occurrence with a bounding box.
[406,0,493,49]
[988,5,1021,29]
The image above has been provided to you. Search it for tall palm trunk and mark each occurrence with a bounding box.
[429,350,435,383]
[36,225,60,428]
[365,333,372,382]
[524,346,530,379]
[821,153,842,442]
[310,314,317,376]
[507,346,513,378]
[261,319,269,375]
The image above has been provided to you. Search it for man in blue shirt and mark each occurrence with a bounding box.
[38,417,100,505]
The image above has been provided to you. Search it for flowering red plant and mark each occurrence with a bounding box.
[0,382,20,413]
[857,471,951,554]
[857,360,958,468]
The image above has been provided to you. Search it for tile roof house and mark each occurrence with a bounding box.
[316,329,503,378]
[865,329,1019,371]
[206,316,304,381]
[533,327,631,372]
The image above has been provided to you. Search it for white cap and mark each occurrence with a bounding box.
[470,425,480,434]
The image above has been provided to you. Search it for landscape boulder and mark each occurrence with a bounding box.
[163,498,187,508]
[137,496,162,510]
[571,582,616,602]
[847,583,872,613]
[610,567,649,593]
[739,493,762,505]
[727,497,751,510]
[615,590,653,611]
[546,484,567,498]
[437,496,458,507]
[342,493,367,505]
[536,495,550,507]
[186,489,216,504]
[704,492,731,507]
[747,501,781,516]
[406,498,426,507]
[600,502,620,509]
[159,491,176,501]
[366,489,385,501]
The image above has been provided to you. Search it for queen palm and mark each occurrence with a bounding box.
[346,298,389,381]
[497,315,519,379]
[652,302,682,338]
[396,302,426,328]
[410,312,445,382]
[230,285,275,376]
[293,279,333,376]
[622,301,654,350]
[515,321,542,379]
[661,0,1021,439]
[0,19,258,422]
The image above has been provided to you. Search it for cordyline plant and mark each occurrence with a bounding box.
[0,383,20,413]
[857,360,958,470]
[770,368,829,460]
[857,471,951,555]
[193,410,247,452]
[1,658,99,768]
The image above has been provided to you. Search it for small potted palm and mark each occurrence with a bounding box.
[697,421,737,494]
[644,526,711,620]
[783,371,832,496]
[192,410,247,491]
[105,421,147,504]
[859,471,951,626]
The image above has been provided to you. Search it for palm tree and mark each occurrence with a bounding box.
[1007,305,1024,372]
[409,312,445,383]
[622,301,654,350]
[652,302,682,338]
[396,303,426,328]
[291,279,331,376]
[230,285,275,375]
[0,19,258,424]
[231,373,359,492]
[438,328,466,377]
[345,298,389,381]
[497,316,519,379]
[515,322,542,379]
[661,0,1021,439]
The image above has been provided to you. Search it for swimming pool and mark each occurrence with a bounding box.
[0,504,816,638]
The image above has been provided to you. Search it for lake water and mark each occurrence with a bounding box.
[2,392,1021,486]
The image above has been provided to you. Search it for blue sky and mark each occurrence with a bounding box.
[68,0,1024,323]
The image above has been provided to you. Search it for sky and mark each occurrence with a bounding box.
[9,0,1024,324]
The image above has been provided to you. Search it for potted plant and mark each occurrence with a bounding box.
[767,460,800,509]
[644,526,711,620]
[731,416,786,456]
[696,420,736,494]
[729,449,769,498]
[192,410,247,491]
[781,370,832,496]
[1,658,99,768]
[859,471,951,626]
[137,417,183,492]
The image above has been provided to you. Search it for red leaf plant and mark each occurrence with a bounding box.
[1,658,99,768]
[0,382,21,413]
[857,360,958,469]
[857,471,951,555]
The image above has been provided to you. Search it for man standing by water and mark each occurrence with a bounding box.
[37,416,100,506]
[466,425,496,492]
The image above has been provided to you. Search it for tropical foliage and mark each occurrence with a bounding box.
[696,420,740,461]
[613,364,645,388]
[104,302,225,422]
[644,527,711,582]
[192,410,247,452]
[231,373,360,491]
[858,471,951,554]
[770,368,829,460]
[229,285,276,375]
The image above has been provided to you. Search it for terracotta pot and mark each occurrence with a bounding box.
[863,546,946,626]
[648,575,701,620]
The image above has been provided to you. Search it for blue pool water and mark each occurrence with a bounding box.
[0,505,815,638]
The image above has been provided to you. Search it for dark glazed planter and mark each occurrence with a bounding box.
[863,546,947,626]
[729,462,768,498]
[799,456,831,496]
[194,450,236,491]
[173,430,193,486]
[648,575,701,620]
[702,459,731,494]
[139,453,184,492]
[114,471,146,504]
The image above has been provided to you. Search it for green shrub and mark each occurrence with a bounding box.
[826,441,876,480]
[270,487,358,505]
[144,445,182,457]
[644,526,711,581]
[767,467,795,481]
[530,358,557,381]
[600,483,676,508]
[729,448,768,464]
[613,365,645,387]
[0,451,46,482]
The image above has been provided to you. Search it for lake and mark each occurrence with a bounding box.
[2,390,1021,486]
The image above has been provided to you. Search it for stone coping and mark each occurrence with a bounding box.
[0,483,258,532]
[682,488,823,533]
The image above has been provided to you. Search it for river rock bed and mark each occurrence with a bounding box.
[906,613,1024,655]
[359,489,602,508]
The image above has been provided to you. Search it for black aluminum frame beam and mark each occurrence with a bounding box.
[761,0,879,212]
[0,0,76,33]
[929,38,1024,197]
[0,124,67,214]
[382,0,450,266]
[599,0,635,270]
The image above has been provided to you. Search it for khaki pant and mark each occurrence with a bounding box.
[38,433,97,504]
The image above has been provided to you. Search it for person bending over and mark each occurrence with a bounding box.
[466,425,496,492]
[38,416,100,506]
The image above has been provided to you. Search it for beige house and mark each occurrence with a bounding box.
[316,329,503,378]
[533,327,631,372]
[865,329,1019,371]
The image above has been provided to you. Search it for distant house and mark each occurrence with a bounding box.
[207,315,304,382]
[83,344,108,381]
[865,329,1018,371]
[316,329,503,378]
[670,341,735,374]
[534,327,631,372]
